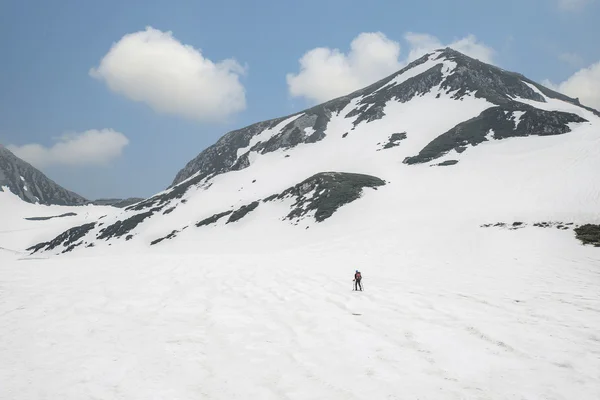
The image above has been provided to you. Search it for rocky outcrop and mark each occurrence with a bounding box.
[97,211,155,240]
[24,212,77,221]
[574,224,600,247]
[404,104,587,164]
[378,133,407,150]
[265,172,386,223]
[184,171,386,236]
[28,223,96,254]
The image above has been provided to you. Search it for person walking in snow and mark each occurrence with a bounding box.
[354,270,362,291]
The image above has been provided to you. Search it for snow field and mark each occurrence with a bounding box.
[0,225,598,399]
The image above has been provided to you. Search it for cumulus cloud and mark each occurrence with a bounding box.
[543,61,600,110]
[7,129,129,168]
[90,27,246,122]
[557,0,594,11]
[286,32,402,104]
[287,32,494,103]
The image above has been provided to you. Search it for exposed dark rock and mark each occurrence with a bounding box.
[435,160,459,166]
[28,222,96,254]
[574,224,600,247]
[195,201,261,228]
[170,118,288,188]
[25,212,77,221]
[481,221,525,230]
[196,211,233,227]
[97,211,154,240]
[533,222,552,228]
[263,194,278,202]
[227,201,260,224]
[265,172,385,223]
[404,104,587,164]
[484,221,580,233]
[231,152,251,171]
[481,222,507,228]
[379,132,407,150]
[163,207,176,215]
[150,229,184,246]
[64,242,82,253]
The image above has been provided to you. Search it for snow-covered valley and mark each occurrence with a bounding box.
[1,48,599,399]
[1,225,599,399]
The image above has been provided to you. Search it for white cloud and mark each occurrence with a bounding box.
[287,32,495,103]
[286,32,402,104]
[557,0,594,11]
[7,129,129,168]
[90,26,246,122]
[543,61,600,110]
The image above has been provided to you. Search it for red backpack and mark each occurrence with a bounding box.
[355,272,361,279]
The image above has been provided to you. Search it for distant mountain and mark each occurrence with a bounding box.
[90,198,144,208]
[29,48,600,255]
[0,145,87,206]
[0,146,144,208]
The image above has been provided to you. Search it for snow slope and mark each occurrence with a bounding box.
[0,189,115,260]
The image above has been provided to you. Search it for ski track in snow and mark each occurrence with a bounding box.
[1,226,599,400]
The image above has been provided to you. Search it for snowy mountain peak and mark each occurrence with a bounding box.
[0,145,87,206]
[27,48,600,255]
[170,48,596,188]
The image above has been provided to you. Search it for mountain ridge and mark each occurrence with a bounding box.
[170,47,597,189]
[0,145,88,206]
[25,48,600,255]
[0,145,144,208]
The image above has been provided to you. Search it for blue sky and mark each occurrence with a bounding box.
[1,0,599,199]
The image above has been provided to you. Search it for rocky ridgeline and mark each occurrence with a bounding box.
[29,172,386,253]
